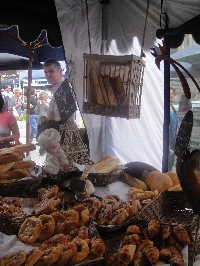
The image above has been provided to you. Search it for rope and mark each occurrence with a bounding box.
[85,0,92,54]
[141,0,151,58]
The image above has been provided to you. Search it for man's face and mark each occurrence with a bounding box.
[44,64,62,86]
[6,86,11,92]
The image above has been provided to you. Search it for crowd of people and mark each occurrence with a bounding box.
[0,82,50,144]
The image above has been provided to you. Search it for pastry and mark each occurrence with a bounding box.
[87,238,106,259]
[18,217,43,244]
[54,241,77,266]
[67,237,89,265]
[0,250,27,266]
[82,197,102,219]
[161,224,171,240]
[172,225,190,245]
[108,208,129,225]
[159,248,171,261]
[38,214,55,241]
[38,185,59,200]
[126,225,140,234]
[147,220,161,238]
[144,246,160,264]
[31,194,62,215]
[118,244,136,266]
[25,249,43,266]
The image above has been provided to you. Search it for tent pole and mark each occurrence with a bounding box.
[26,46,34,150]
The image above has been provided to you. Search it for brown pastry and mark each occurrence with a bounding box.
[144,245,160,264]
[38,214,55,242]
[167,246,184,266]
[159,248,171,261]
[161,224,171,240]
[82,197,102,219]
[25,248,44,266]
[97,204,113,225]
[137,239,154,252]
[105,252,119,266]
[67,237,89,265]
[87,238,106,259]
[54,241,77,266]
[147,220,161,238]
[0,250,27,266]
[172,225,190,245]
[123,234,140,245]
[122,200,138,217]
[38,185,59,200]
[126,224,140,235]
[167,235,182,252]
[18,217,43,244]
[132,251,149,266]
[108,208,129,225]
[118,244,136,266]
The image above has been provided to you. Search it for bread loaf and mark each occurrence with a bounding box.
[122,173,149,191]
[96,158,120,174]
[165,171,180,186]
[115,76,126,103]
[109,77,120,105]
[0,162,15,175]
[12,160,36,169]
[89,69,104,104]
[97,75,110,105]
[103,75,118,106]
[0,149,23,164]
[145,171,173,192]
[14,143,36,153]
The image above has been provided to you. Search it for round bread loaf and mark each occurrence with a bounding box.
[165,171,180,186]
[145,171,173,192]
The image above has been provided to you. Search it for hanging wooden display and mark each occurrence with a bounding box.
[82,53,145,119]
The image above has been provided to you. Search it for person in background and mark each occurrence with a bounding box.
[2,85,13,99]
[43,58,64,120]
[9,88,23,117]
[0,92,20,149]
[169,87,178,171]
[178,94,192,112]
[35,91,49,122]
[30,89,39,143]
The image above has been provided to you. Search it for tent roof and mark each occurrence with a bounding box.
[0,0,63,47]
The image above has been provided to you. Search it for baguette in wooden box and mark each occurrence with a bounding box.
[96,158,120,174]
[89,69,104,105]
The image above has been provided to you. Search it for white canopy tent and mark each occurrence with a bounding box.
[55,0,200,171]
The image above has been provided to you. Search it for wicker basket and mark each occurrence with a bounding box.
[136,191,198,231]
[82,54,145,119]
[0,174,43,198]
[87,168,123,187]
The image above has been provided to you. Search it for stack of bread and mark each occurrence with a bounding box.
[0,144,37,184]
[89,69,129,107]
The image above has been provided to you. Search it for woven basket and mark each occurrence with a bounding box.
[82,54,145,119]
[136,191,198,231]
[87,168,123,187]
[0,174,43,198]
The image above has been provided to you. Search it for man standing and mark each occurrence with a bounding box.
[2,85,13,111]
[43,58,64,120]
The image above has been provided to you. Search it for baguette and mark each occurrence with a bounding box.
[96,158,120,174]
[0,169,32,180]
[0,150,23,164]
[89,69,104,105]
[14,143,36,153]
[0,162,16,175]
[97,75,110,105]
[90,156,114,172]
[109,77,120,105]
[11,160,36,169]
[103,75,118,106]
[115,76,126,103]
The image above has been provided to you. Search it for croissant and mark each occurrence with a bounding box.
[148,220,161,238]
[167,235,182,252]
[137,239,154,252]
[172,225,190,245]
[161,224,171,240]
[144,245,160,264]
[123,234,140,245]
[132,251,149,266]
[159,248,171,261]
[118,244,136,266]
[126,225,140,235]
[167,246,184,266]
[105,253,121,266]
